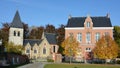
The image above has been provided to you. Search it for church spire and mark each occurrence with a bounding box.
[10,10,23,28]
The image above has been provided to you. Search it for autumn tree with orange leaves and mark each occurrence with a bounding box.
[61,36,79,57]
[93,35,119,60]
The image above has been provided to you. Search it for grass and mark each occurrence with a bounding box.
[44,64,120,68]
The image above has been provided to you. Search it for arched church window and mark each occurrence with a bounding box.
[34,48,37,54]
[14,31,16,36]
[18,31,20,36]
[26,48,30,54]
[43,47,46,54]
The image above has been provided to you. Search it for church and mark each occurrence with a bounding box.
[8,11,59,61]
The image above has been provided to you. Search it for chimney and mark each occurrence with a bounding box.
[68,14,72,19]
[106,13,110,18]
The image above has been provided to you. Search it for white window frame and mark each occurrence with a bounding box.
[86,22,90,28]
[86,32,91,43]
[95,32,100,42]
[77,33,82,42]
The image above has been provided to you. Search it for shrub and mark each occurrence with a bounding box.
[116,60,120,64]
[47,59,54,62]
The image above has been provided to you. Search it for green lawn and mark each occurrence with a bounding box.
[44,64,120,68]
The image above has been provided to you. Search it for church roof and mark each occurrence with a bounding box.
[23,33,57,47]
[23,39,42,47]
[10,10,23,28]
[66,16,112,27]
[45,33,57,44]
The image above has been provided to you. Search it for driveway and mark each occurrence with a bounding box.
[18,62,47,68]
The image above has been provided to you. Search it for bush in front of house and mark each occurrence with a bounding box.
[116,60,120,64]
[47,59,54,62]
[47,56,54,62]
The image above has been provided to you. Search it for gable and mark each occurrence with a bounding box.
[39,38,50,47]
[44,33,57,44]
[24,43,31,49]
[23,39,42,47]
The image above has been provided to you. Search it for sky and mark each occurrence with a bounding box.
[0,0,120,28]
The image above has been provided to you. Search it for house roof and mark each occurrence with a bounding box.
[66,16,112,27]
[10,10,23,28]
[45,33,57,44]
[23,39,42,47]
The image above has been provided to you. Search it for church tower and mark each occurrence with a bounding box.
[9,10,23,45]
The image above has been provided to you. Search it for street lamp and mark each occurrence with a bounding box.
[0,39,2,45]
[0,39,2,53]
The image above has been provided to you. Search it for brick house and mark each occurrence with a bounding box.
[65,14,113,62]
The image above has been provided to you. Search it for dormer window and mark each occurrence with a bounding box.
[86,22,90,28]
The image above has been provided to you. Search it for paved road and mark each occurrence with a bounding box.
[18,62,46,68]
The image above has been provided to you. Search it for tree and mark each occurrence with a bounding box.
[28,26,44,39]
[23,23,29,39]
[45,24,56,33]
[113,26,120,48]
[0,23,10,45]
[93,35,119,62]
[37,26,44,39]
[56,24,65,54]
[5,42,24,54]
[61,36,79,63]
[113,26,120,58]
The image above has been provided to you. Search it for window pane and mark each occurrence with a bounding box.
[53,46,56,53]
[77,33,82,42]
[86,33,91,43]
[43,48,46,54]
[86,48,91,52]
[87,33,90,41]
[87,22,90,28]
[34,49,37,53]
[14,31,16,36]
[95,33,100,41]
[18,31,20,36]
[26,49,30,53]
